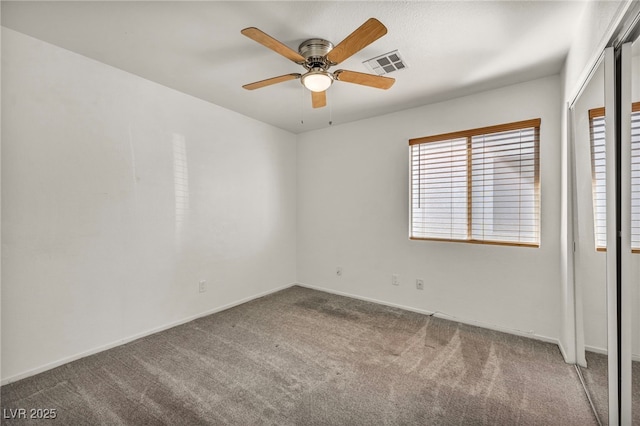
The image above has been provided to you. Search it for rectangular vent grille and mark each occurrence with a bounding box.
[363,50,408,75]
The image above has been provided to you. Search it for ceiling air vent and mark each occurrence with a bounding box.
[363,50,408,76]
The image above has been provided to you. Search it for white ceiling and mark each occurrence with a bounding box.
[2,1,588,134]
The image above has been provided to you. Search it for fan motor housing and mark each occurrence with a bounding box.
[299,38,333,69]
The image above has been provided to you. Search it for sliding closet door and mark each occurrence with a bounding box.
[622,34,639,426]
[572,50,613,425]
[615,32,640,424]
[603,47,619,426]
[574,12,640,423]
[632,33,640,426]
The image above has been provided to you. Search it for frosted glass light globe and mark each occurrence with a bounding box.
[302,72,333,92]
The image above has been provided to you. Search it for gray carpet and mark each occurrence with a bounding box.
[2,286,596,425]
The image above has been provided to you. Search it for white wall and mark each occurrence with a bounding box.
[297,75,562,342]
[1,28,297,383]
[563,1,628,104]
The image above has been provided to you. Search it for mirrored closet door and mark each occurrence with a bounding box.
[632,32,640,426]
[624,30,640,426]
[571,52,612,425]
[572,7,640,422]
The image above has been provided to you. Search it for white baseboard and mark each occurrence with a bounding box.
[585,344,640,362]
[584,344,608,356]
[295,282,559,346]
[10,281,633,386]
[1,283,296,386]
[558,341,570,364]
[296,282,436,316]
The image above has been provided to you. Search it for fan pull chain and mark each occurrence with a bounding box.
[300,86,305,125]
[329,93,333,126]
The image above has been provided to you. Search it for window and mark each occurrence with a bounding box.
[409,119,540,247]
[588,103,640,251]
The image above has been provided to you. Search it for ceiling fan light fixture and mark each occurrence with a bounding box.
[242,18,392,108]
[301,70,333,92]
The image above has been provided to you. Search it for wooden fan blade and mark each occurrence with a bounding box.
[326,18,387,65]
[311,91,327,109]
[241,27,306,64]
[243,73,301,90]
[334,70,395,89]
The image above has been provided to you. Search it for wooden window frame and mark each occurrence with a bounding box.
[588,102,640,253]
[409,118,541,248]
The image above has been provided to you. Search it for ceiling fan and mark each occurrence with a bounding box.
[241,18,395,109]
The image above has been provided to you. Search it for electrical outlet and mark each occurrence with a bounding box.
[416,279,424,290]
[392,274,400,286]
[199,280,207,293]
[336,266,343,277]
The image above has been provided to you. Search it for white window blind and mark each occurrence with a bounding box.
[589,104,640,251]
[589,110,607,249]
[633,107,640,249]
[411,138,468,240]
[410,119,540,247]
